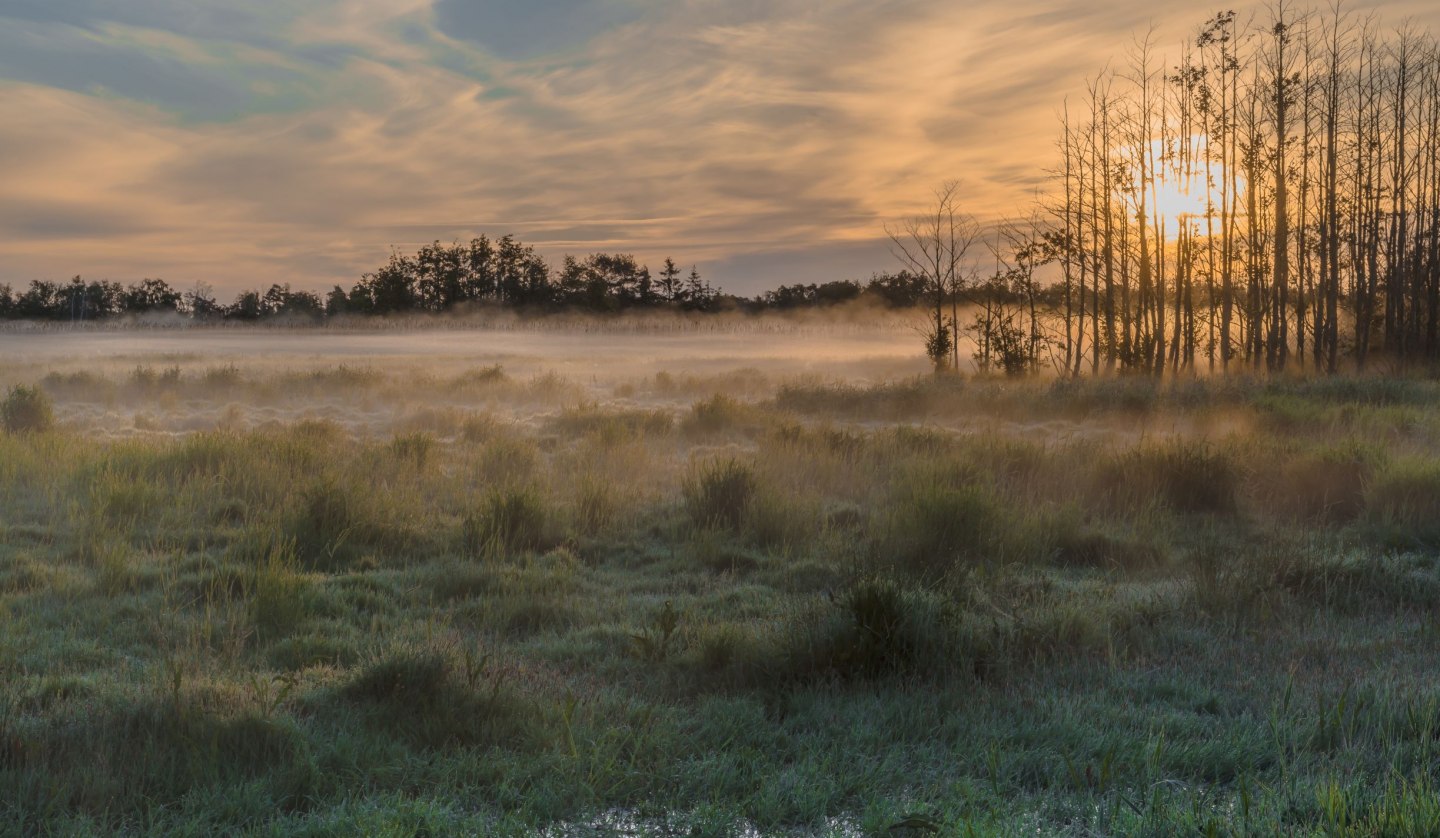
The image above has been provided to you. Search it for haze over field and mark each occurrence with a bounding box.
[7,2,1440,834]
[5,0,1440,296]
[0,322,936,436]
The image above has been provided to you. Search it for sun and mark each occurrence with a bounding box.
[1150,170,1212,224]
[1127,136,1241,237]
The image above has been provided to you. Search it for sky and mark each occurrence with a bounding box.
[2,0,1437,297]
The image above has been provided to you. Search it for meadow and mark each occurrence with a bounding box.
[1,323,1439,835]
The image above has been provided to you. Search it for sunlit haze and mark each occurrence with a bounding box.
[4,0,1437,296]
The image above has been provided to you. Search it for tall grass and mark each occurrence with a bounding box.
[1,385,54,434]
[1364,459,1440,546]
[1,367,1438,834]
[682,458,756,530]
[463,487,550,557]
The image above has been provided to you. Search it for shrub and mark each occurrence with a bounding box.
[287,478,377,569]
[459,413,500,443]
[683,458,757,530]
[1098,442,1238,516]
[878,477,1003,579]
[248,539,309,640]
[457,364,508,387]
[477,436,538,483]
[339,644,536,749]
[130,365,182,392]
[692,623,761,676]
[548,405,673,441]
[630,600,682,662]
[344,648,451,705]
[463,487,549,557]
[1364,459,1440,547]
[1051,528,1164,570]
[200,364,243,388]
[682,394,748,436]
[1,385,54,434]
[575,473,619,534]
[1046,377,1158,416]
[745,488,819,550]
[1266,442,1379,523]
[390,432,436,469]
[784,576,963,681]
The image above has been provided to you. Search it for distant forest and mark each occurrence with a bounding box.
[0,236,930,323]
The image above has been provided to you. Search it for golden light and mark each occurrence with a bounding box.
[1126,136,1243,239]
[1150,170,1212,224]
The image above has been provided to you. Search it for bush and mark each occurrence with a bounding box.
[683,458,757,530]
[1,385,54,434]
[390,432,436,469]
[477,436,538,483]
[784,576,963,681]
[1364,459,1440,547]
[1266,442,1379,523]
[248,539,309,640]
[878,477,1003,579]
[129,365,183,396]
[682,394,748,436]
[1099,442,1238,516]
[548,405,673,441]
[463,487,549,556]
[575,473,619,535]
[286,478,388,569]
[1051,528,1164,570]
[339,644,536,749]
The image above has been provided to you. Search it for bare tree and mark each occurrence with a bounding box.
[887,182,980,373]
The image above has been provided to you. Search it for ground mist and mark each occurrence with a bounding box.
[1,342,1439,835]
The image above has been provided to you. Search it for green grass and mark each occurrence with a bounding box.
[0,369,1438,834]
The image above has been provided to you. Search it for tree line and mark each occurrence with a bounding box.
[898,5,1440,376]
[0,235,930,323]
[1057,4,1438,374]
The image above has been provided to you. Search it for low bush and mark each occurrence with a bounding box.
[1,385,54,434]
[247,539,310,640]
[1051,528,1164,570]
[1265,442,1380,523]
[477,436,539,483]
[549,405,673,441]
[683,458,757,531]
[781,576,964,681]
[1098,441,1239,516]
[1363,459,1440,547]
[338,644,537,749]
[129,365,182,393]
[877,475,1005,579]
[682,394,751,436]
[290,479,361,568]
[463,487,550,556]
[390,432,437,469]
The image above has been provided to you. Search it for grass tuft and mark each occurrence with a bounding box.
[683,458,757,530]
[463,487,550,557]
[1363,459,1440,547]
[1,385,54,434]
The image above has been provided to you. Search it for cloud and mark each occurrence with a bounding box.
[431,0,641,59]
[0,21,326,121]
[1,0,1439,295]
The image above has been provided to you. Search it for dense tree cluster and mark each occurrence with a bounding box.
[314,237,725,317]
[1041,5,1440,375]
[890,7,1440,377]
[0,236,928,323]
[753,273,932,310]
[0,277,178,321]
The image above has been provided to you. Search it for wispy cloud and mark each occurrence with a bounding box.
[1,0,1437,294]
